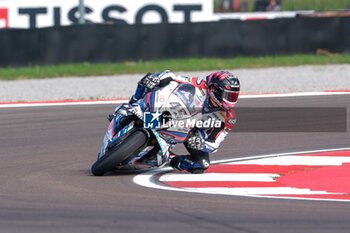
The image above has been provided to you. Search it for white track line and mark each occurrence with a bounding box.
[212,147,350,164]
[239,91,350,99]
[183,187,332,195]
[229,156,350,166]
[0,99,128,108]
[1,91,350,108]
[159,173,278,182]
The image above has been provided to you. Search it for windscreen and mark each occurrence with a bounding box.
[175,84,198,115]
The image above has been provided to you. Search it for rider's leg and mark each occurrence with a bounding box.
[170,142,210,174]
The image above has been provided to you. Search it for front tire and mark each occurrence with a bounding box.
[91,130,148,176]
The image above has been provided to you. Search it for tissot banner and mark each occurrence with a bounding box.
[0,0,214,28]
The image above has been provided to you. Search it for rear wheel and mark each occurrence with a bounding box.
[91,130,148,176]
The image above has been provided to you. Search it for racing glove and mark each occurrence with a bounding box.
[138,73,161,91]
[187,136,205,151]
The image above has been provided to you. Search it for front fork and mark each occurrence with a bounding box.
[151,129,171,164]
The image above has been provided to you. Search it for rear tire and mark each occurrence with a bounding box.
[91,130,148,176]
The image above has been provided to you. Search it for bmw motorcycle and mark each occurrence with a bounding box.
[91,81,207,176]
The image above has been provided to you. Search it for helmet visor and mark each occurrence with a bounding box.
[222,90,239,104]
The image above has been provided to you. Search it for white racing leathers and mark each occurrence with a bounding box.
[132,71,237,172]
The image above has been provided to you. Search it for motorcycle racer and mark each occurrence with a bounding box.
[129,70,240,174]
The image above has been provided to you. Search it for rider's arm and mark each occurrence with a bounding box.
[199,110,236,153]
[157,70,208,88]
[157,71,189,86]
[132,71,205,103]
[131,71,180,102]
[199,126,228,153]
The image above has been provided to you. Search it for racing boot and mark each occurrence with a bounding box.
[170,154,210,174]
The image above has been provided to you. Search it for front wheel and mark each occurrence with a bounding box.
[91,130,148,176]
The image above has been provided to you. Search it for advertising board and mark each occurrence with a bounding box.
[0,0,214,28]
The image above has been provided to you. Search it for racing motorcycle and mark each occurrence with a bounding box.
[91,81,207,176]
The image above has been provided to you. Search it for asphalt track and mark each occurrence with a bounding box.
[1,95,350,233]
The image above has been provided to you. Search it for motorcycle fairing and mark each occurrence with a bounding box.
[99,119,136,159]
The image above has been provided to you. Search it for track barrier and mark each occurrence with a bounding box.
[0,16,349,67]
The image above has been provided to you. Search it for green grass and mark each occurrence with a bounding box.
[1,54,350,80]
[281,0,350,11]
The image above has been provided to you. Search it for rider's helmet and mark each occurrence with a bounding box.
[207,71,240,110]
